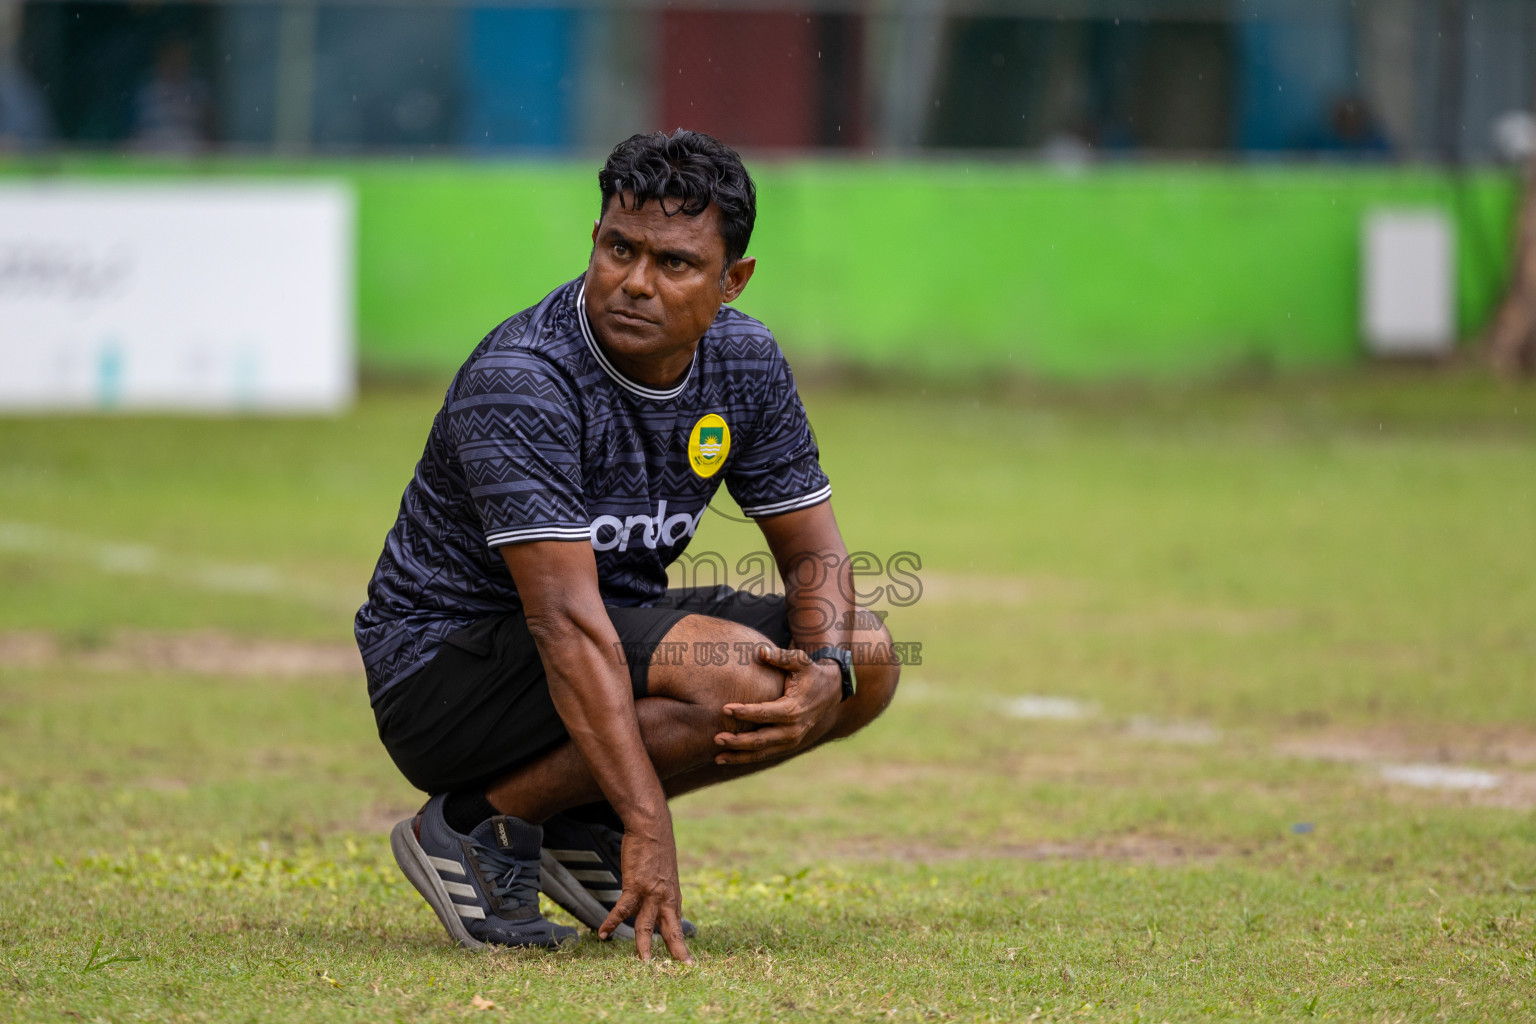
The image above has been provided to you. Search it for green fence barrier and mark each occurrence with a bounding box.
[4,158,1518,378]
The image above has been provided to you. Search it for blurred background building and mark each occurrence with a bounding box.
[5,0,1532,161]
[4,0,1536,394]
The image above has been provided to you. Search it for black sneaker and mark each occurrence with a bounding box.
[540,811,697,940]
[390,794,578,949]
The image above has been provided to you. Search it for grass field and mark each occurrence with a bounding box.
[2,370,1535,1022]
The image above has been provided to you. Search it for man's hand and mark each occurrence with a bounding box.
[715,645,842,765]
[596,815,693,963]
[502,541,689,962]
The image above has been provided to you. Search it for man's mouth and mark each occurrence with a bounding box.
[608,308,656,327]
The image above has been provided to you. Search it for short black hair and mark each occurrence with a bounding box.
[598,130,757,268]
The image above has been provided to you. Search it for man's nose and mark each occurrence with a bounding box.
[622,256,656,298]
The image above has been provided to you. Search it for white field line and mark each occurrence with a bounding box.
[1125,716,1222,745]
[995,696,1221,744]
[0,520,358,613]
[0,628,362,677]
[990,692,1508,792]
[1378,763,1502,791]
[1000,695,1099,721]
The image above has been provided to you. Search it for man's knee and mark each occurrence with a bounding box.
[647,614,784,717]
[855,656,900,720]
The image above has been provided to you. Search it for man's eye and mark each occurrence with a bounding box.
[665,257,686,271]
[612,243,630,257]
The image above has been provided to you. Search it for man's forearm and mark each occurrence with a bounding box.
[755,502,858,657]
[780,546,854,656]
[525,608,669,827]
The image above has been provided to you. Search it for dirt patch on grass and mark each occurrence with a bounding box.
[0,629,361,678]
[1479,772,1536,810]
[815,760,983,791]
[1277,725,1536,809]
[0,631,57,669]
[1368,769,1536,811]
[134,776,192,793]
[834,833,1224,866]
[352,801,423,835]
[1276,725,1536,769]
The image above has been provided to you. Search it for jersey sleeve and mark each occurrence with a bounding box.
[445,349,590,548]
[724,353,832,518]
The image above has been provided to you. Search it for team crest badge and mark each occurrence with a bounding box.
[687,414,731,478]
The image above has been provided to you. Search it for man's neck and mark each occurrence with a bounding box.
[577,281,702,391]
[597,337,698,391]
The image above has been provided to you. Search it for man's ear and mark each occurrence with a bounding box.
[591,218,600,244]
[722,256,756,303]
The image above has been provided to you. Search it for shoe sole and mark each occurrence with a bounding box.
[390,817,486,950]
[540,850,636,941]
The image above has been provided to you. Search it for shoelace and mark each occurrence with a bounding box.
[470,844,538,912]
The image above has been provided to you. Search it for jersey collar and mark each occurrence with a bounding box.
[576,280,697,401]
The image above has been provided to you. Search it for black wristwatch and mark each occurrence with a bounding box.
[808,645,855,702]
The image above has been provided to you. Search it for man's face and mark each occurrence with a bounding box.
[584,194,754,372]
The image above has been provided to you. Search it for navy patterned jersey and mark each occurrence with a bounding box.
[355,277,831,701]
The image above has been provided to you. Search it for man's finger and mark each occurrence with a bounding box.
[598,891,639,941]
[722,697,800,723]
[716,745,794,765]
[715,725,797,751]
[716,744,797,763]
[633,902,658,962]
[755,645,812,670]
[659,907,693,964]
[716,733,803,762]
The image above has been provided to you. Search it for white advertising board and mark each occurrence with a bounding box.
[1361,208,1455,357]
[0,183,354,412]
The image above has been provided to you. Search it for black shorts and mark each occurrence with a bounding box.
[372,586,791,795]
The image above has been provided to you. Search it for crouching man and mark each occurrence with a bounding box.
[355,130,898,963]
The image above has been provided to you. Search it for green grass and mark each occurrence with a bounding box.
[2,370,1535,1022]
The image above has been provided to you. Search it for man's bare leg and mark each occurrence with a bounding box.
[483,614,782,822]
[483,611,899,822]
[660,616,901,798]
